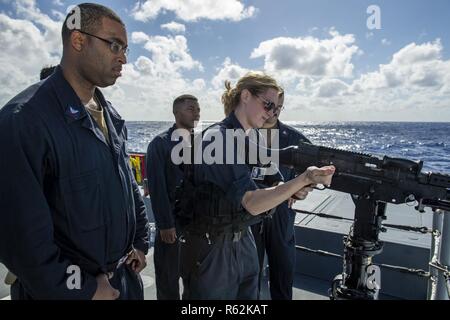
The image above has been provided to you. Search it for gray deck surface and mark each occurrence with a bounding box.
[1,246,329,300]
[0,188,436,300]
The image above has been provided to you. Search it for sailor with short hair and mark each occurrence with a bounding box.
[146,94,200,300]
[0,3,149,300]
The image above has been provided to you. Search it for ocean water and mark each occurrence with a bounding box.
[127,121,450,173]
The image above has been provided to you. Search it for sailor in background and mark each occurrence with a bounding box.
[39,66,57,81]
[177,72,335,299]
[251,89,312,300]
[146,94,200,300]
[0,3,149,299]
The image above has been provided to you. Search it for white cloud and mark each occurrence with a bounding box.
[103,60,223,121]
[94,25,450,119]
[101,31,224,120]
[161,21,186,34]
[103,62,214,121]
[352,40,448,91]
[0,1,449,122]
[0,0,62,106]
[315,79,349,97]
[12,0,63,51]
[211,57,249,89]
[250,29,359,79]
[131,0,256,22]
[286,39,450,121]
[392,40,442,65]
[193,78,206,90]
[52,0,64,6]
[131,32,203,76]
[0,1,216,121]
[131,31,150,44]
[246,33,450,121]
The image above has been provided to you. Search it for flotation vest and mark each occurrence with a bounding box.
[129,153,150,196]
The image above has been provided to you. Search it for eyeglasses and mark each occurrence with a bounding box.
[256,95,277,113]
[75,30,129,56]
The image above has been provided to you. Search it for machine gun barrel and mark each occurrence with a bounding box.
[277,142,450,211]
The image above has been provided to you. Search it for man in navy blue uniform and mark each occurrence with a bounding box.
[0,3,149,300]
[252,89,311,300]
[146,94,200,300]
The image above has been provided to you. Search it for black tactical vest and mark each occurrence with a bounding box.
[174,120,283,236]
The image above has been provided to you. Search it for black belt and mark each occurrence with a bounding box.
[182,229,249,244]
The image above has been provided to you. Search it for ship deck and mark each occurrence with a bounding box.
[1,188,434,300]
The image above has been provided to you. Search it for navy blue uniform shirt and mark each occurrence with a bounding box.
[193,112,261,211]
[0,66,149,299]
[146,124,184,230]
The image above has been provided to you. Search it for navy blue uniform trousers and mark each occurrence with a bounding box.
[153,228,181,300]
[180,229,260,300]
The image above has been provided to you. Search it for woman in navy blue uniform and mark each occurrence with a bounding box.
[179,72,335,300]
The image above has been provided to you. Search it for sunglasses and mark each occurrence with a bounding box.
[256,95,277,113]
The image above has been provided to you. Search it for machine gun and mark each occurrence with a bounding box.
[277,142,450,299]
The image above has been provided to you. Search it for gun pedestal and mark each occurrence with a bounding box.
[331,197,386,300]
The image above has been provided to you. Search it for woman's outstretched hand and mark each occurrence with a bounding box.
[303,165,336,187]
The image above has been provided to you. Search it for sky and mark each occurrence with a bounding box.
[1,0,450,122]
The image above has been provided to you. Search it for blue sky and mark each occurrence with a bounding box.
[1,0,450,121]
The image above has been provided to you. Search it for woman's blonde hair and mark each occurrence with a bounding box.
[221,72,280,116]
